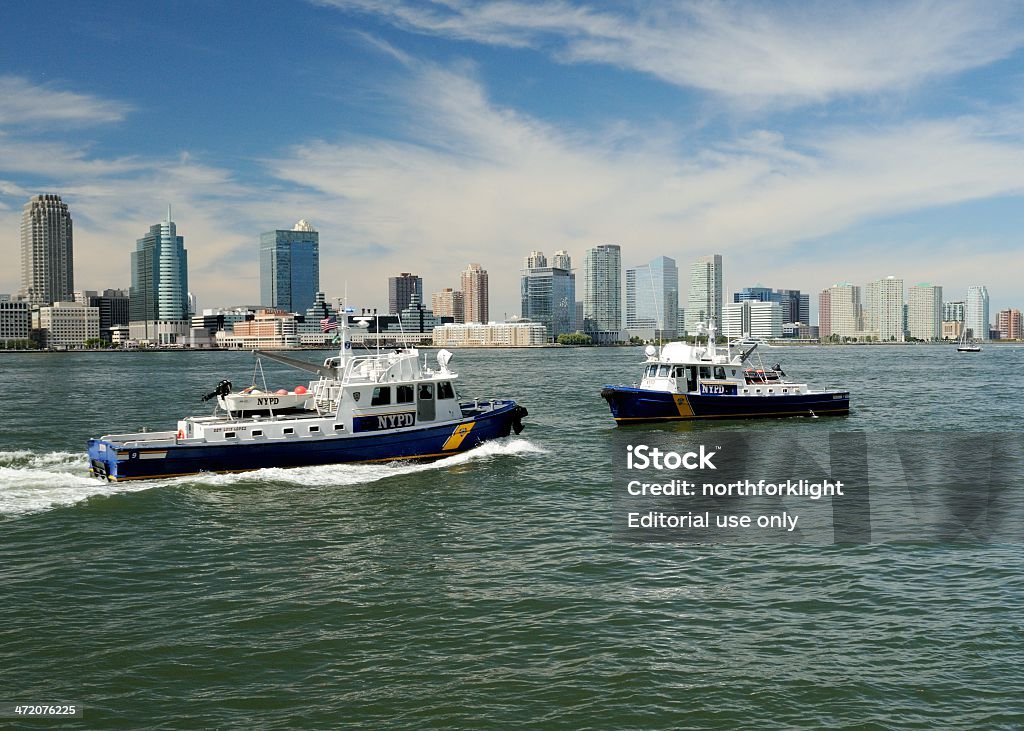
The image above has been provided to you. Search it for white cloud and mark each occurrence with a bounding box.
[0,75,131,126]
[316,0,1024,105]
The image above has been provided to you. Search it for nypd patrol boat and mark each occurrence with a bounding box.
[87,320,527,482]
[601,322,849,423]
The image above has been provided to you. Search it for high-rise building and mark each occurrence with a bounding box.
[865,276,905,341]
[818,289,832,337]
[87,288,131,342]
[19,194,74,306]
[522,252,575,340]
[432,288,465,324]
[684,254,723,333]
[583,244,621,339]
[733,286,773,303]
[388,273,423,315]
[775,289,810,325]
[825,284,862,339]
[524,251,548,269]
[942,301,965,322]
[997,309,1022,340]
[626,256,678,340]
[551,250,572,271]
[260,219,320,313]
[130,209,189,322]
[966,285,990,341]
[460,263,489,324]
[907,283,943,341]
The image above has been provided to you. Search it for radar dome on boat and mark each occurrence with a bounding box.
[644,345,657,358]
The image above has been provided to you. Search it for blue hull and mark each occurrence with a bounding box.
[88,401,525,481]
[601,386,849,423]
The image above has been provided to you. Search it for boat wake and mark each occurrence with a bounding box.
[0,438,547,517]
[193,436,548,487]
[0,450,156,518]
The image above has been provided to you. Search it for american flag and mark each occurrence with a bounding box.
[320,315,338,332]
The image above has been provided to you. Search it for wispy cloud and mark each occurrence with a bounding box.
[316,0,1024,105]
[0,75,132,126]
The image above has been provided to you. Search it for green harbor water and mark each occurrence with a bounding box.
[1,345,1023,729]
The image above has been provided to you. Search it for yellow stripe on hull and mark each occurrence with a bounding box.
[442,422,475,450]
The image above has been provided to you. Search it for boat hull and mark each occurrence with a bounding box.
[600,386,849,423]
[88,401,526,481]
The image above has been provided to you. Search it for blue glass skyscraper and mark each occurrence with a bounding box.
[260,220,320,313]
[130,208,189,322]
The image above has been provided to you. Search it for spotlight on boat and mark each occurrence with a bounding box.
[437,349,454,372]
[644,345,657,358]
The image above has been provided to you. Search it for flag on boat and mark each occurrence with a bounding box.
[320,316,338,332]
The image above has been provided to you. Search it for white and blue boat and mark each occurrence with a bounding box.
[88,321,527,482]
[601,323,849,423]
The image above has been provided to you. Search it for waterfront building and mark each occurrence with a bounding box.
[388,273,423,315]
[775,289,810,325]
[942,320,964,340]
[823,284,862,339]
[965,285,990,341]
[997,308,1022,340]
[130,208,190,344]
[460,263,489,324]
[84,289,130,343]
[20,194,74,306]
[582,244,621,342]
[684,254,723,334]
[217,309,299,349]
[294,292,341,346]
[818,289,832,338]
[192,307,254,338]
[432,288,465,324]
[721,300,782,340]
[551,250,572,271]
[625,255,678,340]
[259,220,319,314]
[522,252,575,340]
[33,301,99,348]
[397,294,449,334]
[907,284,943,341]
[677,307,686,337]
[433,321,548,347]
[864,276,905,341]
[0,301,31,345]
[942,301,965,322]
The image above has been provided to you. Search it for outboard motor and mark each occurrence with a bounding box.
[511,405,529,435]
[201,379,232,402]
[771,364,786,378]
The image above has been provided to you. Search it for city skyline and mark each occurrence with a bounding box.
[2,2,1024,316]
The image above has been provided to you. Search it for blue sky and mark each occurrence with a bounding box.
[2,0,1023,318]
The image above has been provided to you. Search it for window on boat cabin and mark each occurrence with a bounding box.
[672,366,685,378]
[658,365,670,377]
[334,424,344,431]
[699,366,711,379]
[438,381,455,400]
[396,385,414,404]
[252,430,263,437]
[419,384,434,400]
[283,427,294,435]
[309,425,320,433]
[371,386,391,406]
[714,366,726,380]
[225,431,236,439]
[645,365,656,378]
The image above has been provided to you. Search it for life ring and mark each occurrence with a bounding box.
[176,430,185,440]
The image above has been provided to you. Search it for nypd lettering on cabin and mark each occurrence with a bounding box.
[353,411,417,433]
[699,383,737,395]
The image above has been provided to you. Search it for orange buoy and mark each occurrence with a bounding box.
[275,388,288,395]
[294,385,307,395]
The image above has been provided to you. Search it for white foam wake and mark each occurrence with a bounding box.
[193,437,548,487]
[0,450,156,518]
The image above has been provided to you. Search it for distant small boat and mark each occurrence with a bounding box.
[956,329,982,353]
